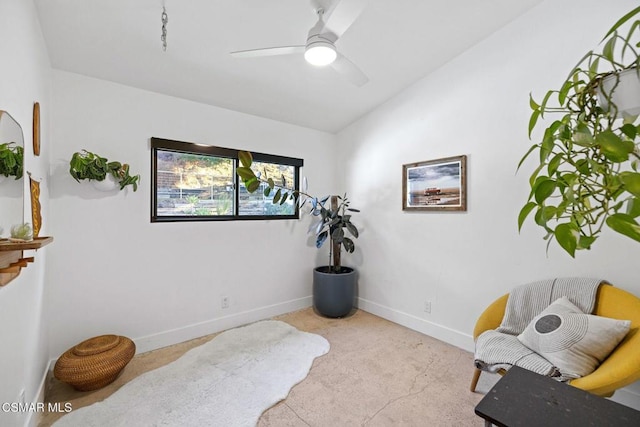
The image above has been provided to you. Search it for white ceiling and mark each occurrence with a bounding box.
[35,0,543,133]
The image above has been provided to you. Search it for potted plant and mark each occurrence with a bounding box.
[237,151,360,317]
[518,6,640,257]
[0,142,23,180]
[69,149,141,191]
[10,222,32,242]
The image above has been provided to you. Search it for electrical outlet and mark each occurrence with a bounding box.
[221,296,229,309]
[18,389,25,405]
[424,301,432,314]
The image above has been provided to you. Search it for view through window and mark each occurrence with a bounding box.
[151,138,303,221]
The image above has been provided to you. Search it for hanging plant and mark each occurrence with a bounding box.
[69,150,140,191]
[519,7,640,257]
[0,142,23,179]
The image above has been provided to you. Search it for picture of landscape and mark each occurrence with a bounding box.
[402,155,467,211]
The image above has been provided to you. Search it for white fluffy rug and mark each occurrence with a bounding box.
[54,320,330,427]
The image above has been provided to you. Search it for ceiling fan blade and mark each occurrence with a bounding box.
[322,0,368,39]
[331,53,368,87]
[230,46,305,59]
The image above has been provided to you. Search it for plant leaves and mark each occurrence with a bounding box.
[529,93,540,111]
[602,36,617,63]
[558,81,572,105]
[236,166,256,181]
[238,151,252,168]
[573,123,594,147]
[331,227,344,242]
[597,130,633,162]
[246,178,260,193]
[575,159,591,175]
[577,235,597,250]
[263,187,271,197]
[555,223,577,257]
[280,192,289,205]
[620,172,640,198]
[606,213,640,243]
[273,188,282,204]
[534,179,556,204]
[621,123,637,139]
[540,130,555,162]
[517,144,539,172]
[316,230,328,248]
[547,153,563,176]
[528,110,541,138]
[602,6,640,41]
[627,198,640,218]
[343,237,355,253]
[345,222,359,238]
[518,202,537,231]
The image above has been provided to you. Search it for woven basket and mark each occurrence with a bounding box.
[54,335,136,391]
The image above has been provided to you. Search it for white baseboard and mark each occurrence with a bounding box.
[357,297,474,352]
[26,359,52,427]
[133,296,313,354]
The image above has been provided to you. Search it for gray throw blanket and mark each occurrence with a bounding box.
[474,277,605,380]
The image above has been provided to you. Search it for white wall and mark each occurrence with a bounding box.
[337,0,640,406]
[0,0,52,426]
[47,71,337,358]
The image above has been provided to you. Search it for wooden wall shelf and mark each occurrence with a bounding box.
[0,236,53,287]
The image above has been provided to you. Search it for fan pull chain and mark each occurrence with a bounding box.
[161,6,168,51]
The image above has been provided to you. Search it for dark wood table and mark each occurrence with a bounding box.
[474,366,640,426]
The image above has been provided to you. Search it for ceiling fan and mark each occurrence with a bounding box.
[230,0,369,87]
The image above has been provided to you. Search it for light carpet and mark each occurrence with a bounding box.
[53,320,330,427]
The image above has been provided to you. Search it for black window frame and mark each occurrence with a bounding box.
[150,137,304,222]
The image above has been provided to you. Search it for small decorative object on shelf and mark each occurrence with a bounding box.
[69,149,140,191]
[10,223,32,242]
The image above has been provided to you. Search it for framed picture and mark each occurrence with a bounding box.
[402,155,467,211]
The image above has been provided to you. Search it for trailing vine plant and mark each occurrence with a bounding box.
[519,7,640,256]
[69,149,140,191]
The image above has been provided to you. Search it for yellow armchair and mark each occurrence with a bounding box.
[470,285,640,397]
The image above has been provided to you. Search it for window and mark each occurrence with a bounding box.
[151,138,303,222]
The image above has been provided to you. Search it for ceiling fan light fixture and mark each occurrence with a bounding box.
[304,40,337,66]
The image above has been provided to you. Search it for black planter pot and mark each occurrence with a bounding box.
[313,266,357,318]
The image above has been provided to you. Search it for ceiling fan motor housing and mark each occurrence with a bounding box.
[305,33,337,66]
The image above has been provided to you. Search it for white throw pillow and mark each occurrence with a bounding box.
[517,296,631,379]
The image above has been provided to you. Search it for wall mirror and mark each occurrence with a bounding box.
[0,110,24,239]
